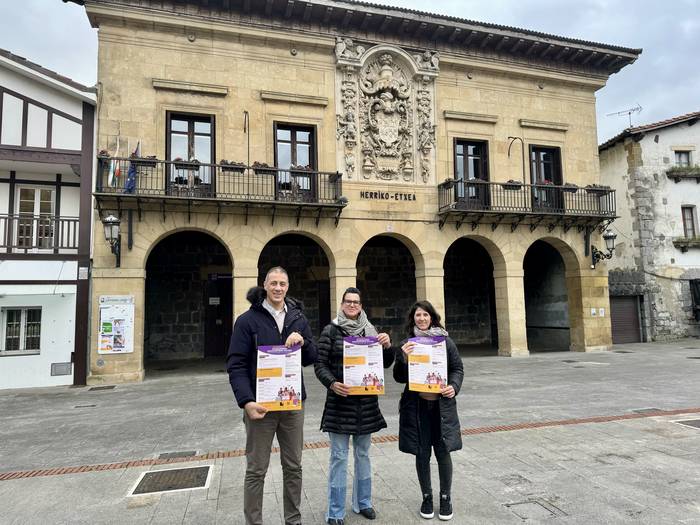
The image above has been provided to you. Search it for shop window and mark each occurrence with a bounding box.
[675,150,691,167]
[682,206,697,238]
[2,307,41,353]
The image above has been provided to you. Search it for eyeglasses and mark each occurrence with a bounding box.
[343,300,361,306]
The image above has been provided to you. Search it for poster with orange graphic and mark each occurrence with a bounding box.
[256,344,302,411]
[408,336,447,393]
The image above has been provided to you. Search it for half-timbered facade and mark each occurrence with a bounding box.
[0,49,95,389]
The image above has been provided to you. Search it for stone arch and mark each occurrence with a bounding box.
[355,233,419,342]
[522,236,583,352]
[443,235,505,355]
[144,229,233,372]
[141,226,234,271]
[257,232,332,336]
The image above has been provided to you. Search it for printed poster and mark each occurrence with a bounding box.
[408,336,448,393]
[256,344,302,411]
[98,295,135,354]
[343,336,385,395]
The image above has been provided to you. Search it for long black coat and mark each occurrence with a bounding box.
[315,323,395,435]
[393,336,464,455]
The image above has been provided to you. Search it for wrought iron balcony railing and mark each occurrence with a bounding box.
[95,157,344,206]
[438,179,616,218]
[0,214,79,254]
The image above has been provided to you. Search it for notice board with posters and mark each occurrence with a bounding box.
[98,295,135,354]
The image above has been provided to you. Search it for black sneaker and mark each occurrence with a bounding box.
[420,493,434,519]
[438,493,453,521]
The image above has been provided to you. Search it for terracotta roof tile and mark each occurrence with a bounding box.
[599,111,700,152]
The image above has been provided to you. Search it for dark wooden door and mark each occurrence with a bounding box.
[610,296,642,344]
[204,274,232,357]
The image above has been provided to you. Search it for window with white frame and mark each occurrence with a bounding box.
[675,150,691,167]
[2,307,42,353]
[16,187,55,250]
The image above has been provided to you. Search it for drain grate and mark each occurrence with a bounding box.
[74,404,96,408]
[89,385,115,391]
[613,350,634,354]
[561,359,578,363]
[675,419,700,429]
[158,450,198,459]
[632,408,662,414]
[687,357,700,360]
[130,466,210,496]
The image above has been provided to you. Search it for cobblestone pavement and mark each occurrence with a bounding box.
[1,340,700,524]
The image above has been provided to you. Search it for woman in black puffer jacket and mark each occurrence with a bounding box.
[315,287,396,525]
[394,300,464,522]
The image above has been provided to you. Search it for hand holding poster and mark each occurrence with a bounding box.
[407,336,448,393]
[256,344,302,411]
[343,336,385,395]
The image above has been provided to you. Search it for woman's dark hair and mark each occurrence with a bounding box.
[405,300,443,335]
[342,287,362,303]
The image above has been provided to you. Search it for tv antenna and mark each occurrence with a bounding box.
[606,104,642,128]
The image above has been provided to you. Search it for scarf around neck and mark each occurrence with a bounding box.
[334,309,378,337]
[413,325,449,337]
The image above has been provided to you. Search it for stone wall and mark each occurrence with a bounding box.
[257,234,330,337]
[356,236,416,344]
[524,241,570,351]
[145,232,231,361]
[443,238,495,348]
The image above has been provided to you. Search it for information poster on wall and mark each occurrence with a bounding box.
[256,344,302,411]
[343,336,385,395]
[408,336,448,393]
[98,295,135,354]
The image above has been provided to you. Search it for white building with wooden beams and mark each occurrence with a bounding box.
[0,48,96,389]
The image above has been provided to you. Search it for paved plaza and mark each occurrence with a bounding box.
[1,340,700,524]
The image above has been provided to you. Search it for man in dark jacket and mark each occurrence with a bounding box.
[227,266,317,525]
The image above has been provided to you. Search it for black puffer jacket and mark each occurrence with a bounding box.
[393,336,464,455]
[315,323,396,435]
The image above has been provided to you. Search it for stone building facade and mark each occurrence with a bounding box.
[71,0,639,384]
[600,112,700,342]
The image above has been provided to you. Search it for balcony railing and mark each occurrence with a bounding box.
[95,157,343,205]
[438,179,616,218]
[0,214,79,254]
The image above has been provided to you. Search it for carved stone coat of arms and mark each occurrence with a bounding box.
[335,40,439,184]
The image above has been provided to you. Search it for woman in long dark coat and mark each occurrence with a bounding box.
[314,287,396,525]
[394,300,464,521]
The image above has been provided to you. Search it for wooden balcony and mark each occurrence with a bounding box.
[438,179,616,231]
[0,214,79,254]
[94,157,346,226]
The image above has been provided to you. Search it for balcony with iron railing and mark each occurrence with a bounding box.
[95,157,346,223]
[437,179,616,230]
[0,214,79,254]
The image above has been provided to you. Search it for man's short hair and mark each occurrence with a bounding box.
[264,266,289,282]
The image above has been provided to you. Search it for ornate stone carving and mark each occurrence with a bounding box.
[413,50,440,72]
[335,37,366,61]
[335,43,438,184]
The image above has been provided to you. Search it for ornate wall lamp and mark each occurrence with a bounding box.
[102,214,121,268]
[591,229,617,268]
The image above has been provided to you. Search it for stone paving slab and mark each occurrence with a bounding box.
[2,415,700,524]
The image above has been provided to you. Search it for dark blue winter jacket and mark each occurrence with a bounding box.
[226,286,317,409]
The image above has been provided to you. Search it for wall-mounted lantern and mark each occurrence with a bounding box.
[102,214,121,268]
[591,229,617,268]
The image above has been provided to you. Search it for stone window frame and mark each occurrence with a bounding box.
[681,205,697,238]
[675,150,692,168]
[165,111,216,165]
[529,144,563,185]
[1,306,42,355]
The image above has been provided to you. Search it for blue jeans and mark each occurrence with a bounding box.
[326,432,372,521]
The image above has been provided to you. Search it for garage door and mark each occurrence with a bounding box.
[610,296,641,344]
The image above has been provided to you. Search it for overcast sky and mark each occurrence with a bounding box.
[1,0,698,143]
